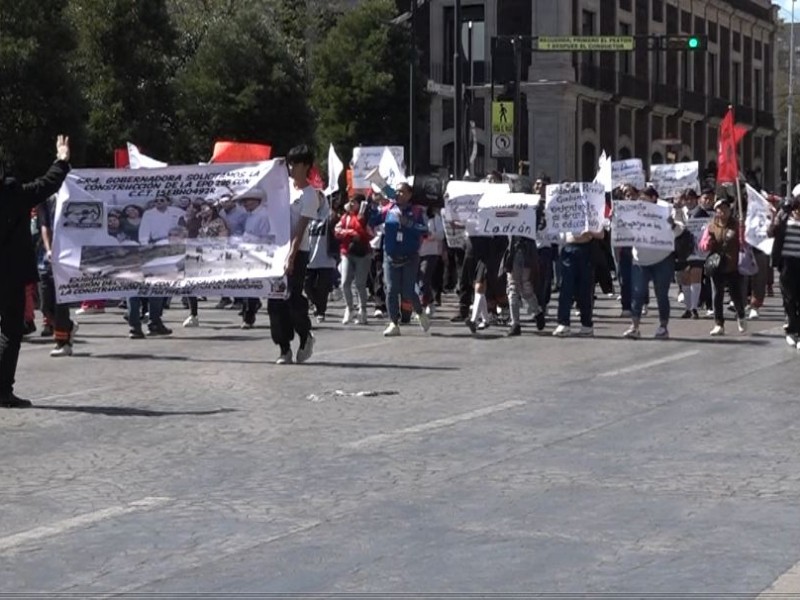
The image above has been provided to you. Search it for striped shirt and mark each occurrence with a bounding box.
[784,218,800,259]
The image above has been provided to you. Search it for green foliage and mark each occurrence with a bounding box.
[0,0,86,179]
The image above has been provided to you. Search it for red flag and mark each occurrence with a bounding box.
[114,148,130,169]
[717,107,748,183]
[209,141,272,163]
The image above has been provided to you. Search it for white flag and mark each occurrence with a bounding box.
[127,142,167,169]
[744,183,775,255]
[379,146,404,187]
[594,150,612,192]
[324,143,344,196]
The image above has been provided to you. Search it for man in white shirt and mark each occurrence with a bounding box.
[267,145,320,365]
[138,194,186,245]
[240,188,272,243]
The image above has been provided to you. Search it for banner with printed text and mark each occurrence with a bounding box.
[443,181,511,248]
[649,161,700,199]
[544,182,606,237]
[52,160,291,302]
[477,193,539,239]
[611,200,674,250]
[612,159,646,190]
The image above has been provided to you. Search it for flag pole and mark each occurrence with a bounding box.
[728,105,746,243]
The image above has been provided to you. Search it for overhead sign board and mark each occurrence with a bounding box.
[537,36,635,51]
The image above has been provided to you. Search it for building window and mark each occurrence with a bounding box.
[708,22,718,43]
[619,22,632,74]
[682,52,691,91]
[442,4,486,86]
[619,0,632,12]
[733,62,741,105]
[755,69,763,110]
[582,10,596,65]
[755,40,762,60]
[709,54,718,98]
[733,32,741,53]
[582,142,597,182]
[653,0,663,23]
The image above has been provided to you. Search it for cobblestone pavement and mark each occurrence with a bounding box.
[1,289,798,597]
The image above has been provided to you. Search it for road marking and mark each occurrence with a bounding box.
[0,496,171,555]
[345,400,527,449]
[596,349,700,378]
[312,340,392,358]
[33,386,117,402]
[757,559,800,597]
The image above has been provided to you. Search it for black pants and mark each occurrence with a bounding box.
[712,271,745,325]
[781,259,800,335]
[267,251,311,353]
[39,268,73,335]
[242,298,262,325]
[457,253,476,318]
[0,283,26,396]
[304,267,335,317]
[370,250,386,311]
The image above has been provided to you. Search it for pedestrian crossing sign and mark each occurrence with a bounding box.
[492,101,513,135]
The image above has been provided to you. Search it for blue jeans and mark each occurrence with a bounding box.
[128,297,164,332]
[631,258,674,324]
[557,244,593,328]
[384,254,422,324]
[616,247,633,312]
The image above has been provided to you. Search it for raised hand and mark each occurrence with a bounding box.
[56,135,70,162]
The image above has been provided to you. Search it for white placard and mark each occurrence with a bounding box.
[650,161,700,199]
[443,181,511,248]
[612,159,646,190]
[351,146,405,189]
[594,151,612,192]
[744,184,775,255]
[544,182,606,236]
[477,193,539,239]
[685,216,712,260]
[611,200,674,250]
[52,161,290,302]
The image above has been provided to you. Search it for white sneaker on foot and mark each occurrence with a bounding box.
[710,325,725,336]
[748,308,760,320]
[622,326,640,339]
[76,307,104,316]
[787,334,798,347]
[356,309,368,325]
[737,318,748,333]
[654,325,669,339]
[276,351,293,365]
[296,333,315,363]
[552,324,571,337]
[342,308,352,324]
[183,315,199,328]
[424,305,434,317]
[418,312,431,332]
[383,322,401,337]
[50,344,73,357]
[373,308,384,318]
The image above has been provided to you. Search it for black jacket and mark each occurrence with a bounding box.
[0,160,70,286]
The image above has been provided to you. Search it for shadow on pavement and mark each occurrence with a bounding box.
[310,361,459,371]
[33,405,237,417]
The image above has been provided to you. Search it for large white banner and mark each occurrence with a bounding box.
[443,181,510,248]
[612,159,646,190]
[53,160,290,302]
[611,200,674,250]
[477,193,538,239]
[351,146,405,189]
[744,184,775,255]
[544,182,606,236]
[650,161,700,199]
[685,216,712,261]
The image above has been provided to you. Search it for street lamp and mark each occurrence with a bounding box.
[789,0,796,197]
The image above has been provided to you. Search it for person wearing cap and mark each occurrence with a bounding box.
[240,188,272,243]
[700,197,747,336]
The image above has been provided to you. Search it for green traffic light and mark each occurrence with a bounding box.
[688,37,699,49]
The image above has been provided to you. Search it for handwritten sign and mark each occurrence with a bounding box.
[612,159,646,190]
[351,146,405,189]
[477,193,539,239]
[443,181,511,248]
[611,200,674,250]
[745,184,775,255]
[650,161,699,199]
[685,217,712,260]
[544,182,606,236]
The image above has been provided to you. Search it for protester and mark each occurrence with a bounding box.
[768,195,800,347]
[418,205,445,317]
[335,193,374,325]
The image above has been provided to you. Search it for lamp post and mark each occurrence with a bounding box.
[409,0,416,175]
[454,0,463,179]
[789,0,796,197]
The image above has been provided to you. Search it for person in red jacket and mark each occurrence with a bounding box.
[335,193,374,324]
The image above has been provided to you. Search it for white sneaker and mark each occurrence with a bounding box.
[737,318,748,333]
[182,315,199,328]
[356,309,368,325]
[315,315,325,323]
[748,308,760,320]
[654,325,669,339]
[706,310,715,317]
[552,324,571,337]
[577,326,594,337]
[796,340,800,351]
[296,333,315,363]
[342,308,352,324]
[276,351,293,365]
[424,305,434,317]
[373,308,384,318]
[786,334,798,347]
[50,344,73,357]
[710,325,725,336]
[677,292,685,304]
[622,326,640,339]
[76,307,104,316]
[383,322,401,337]
[641,305,649,316]
[241,322,253,330]
[418,312,431,332]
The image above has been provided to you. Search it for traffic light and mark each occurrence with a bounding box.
[662,35,708,51]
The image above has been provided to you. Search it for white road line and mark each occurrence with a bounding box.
[0,496,171,555]
[33,386,117,402]
[312,340,392,358]
[756,560,800,597]
[596,349,700,378]
[345,400,527,449]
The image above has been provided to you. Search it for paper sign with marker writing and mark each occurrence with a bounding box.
[443,181,511,248]
[477,193,539,239]
[650,161,699,199]
[544,182,606,236]
[611,200,674,250]
[744,184,775,255]
[612,159,646,190]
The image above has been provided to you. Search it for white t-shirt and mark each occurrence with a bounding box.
[290,183,321,252]
[138,206,185,244]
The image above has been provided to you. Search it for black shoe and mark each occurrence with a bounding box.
[465,319,477,334]
[691,309,700,320]
[450,314,467,323]
[148,324,173,336]
[129,328,145,339]
[507,324,522,337]
[215,298,232,309]
[40,324,54,337]
[0,393,32,408]
[680,310,692,319]
[535,311,546,331]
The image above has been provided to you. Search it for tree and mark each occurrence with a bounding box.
[171,3,314,162]
[0,0,86,179]
[67,0,178,166]
[310,0,428,165]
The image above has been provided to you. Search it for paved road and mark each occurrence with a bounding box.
[2,290,798,597]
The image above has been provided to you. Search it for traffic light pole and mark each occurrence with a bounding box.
[513,36,523,172]
[453,0,463,179]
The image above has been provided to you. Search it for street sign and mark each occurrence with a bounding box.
[491,134,513,158]
[491,101,513,135]
[537,36,635,51]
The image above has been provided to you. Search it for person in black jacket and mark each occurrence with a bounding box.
[0,136,71,408]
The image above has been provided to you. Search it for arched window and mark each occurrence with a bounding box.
[618,147,632,160]
[582,142,596,182]
[651,151,664,166]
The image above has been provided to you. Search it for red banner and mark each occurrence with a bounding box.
[209,141,272,164]
[717,107,747,183]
